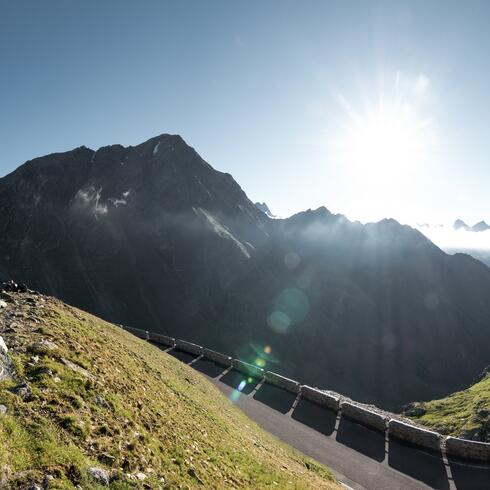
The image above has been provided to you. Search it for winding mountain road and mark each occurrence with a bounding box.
[163,347,490,490]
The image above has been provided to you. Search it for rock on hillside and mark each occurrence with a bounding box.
[0,289,338,489]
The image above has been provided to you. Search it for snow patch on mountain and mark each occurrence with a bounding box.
[193,207,251,258]
[108,190,132,208]
[75,187,108,217]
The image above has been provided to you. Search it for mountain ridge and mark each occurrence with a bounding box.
[1,134,490,409]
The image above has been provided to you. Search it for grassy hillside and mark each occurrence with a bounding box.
[0,291,338,489]
[405,373,490,442]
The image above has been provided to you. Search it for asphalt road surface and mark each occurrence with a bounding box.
[163,347,490,490]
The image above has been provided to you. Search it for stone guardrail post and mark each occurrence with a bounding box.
[174,339,203,356]
[388,419,441,452]
[232,359,264,379]
[445,437,490,462]
[299,386,340,411]
[340,401,388,432]
[148,332,175,347]
[202,348,233,367]
[264,371,300,394]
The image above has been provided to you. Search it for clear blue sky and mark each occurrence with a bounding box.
[1,0,490,224]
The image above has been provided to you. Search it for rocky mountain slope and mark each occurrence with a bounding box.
[1,134,490,409]
[0,288,338,489]
[404,368,490,443]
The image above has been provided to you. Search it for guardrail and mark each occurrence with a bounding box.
[300,385,340,411]
[388,419,441,451]
[119,324,490,463]
[341,401,388,432]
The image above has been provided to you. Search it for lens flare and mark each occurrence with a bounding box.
[268,310,291,333]
[264,345,272,354]
[229,389,241,404]
[284,252,300,269]
[268,288,310,333]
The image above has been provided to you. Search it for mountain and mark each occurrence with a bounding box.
[1,134,490,409]
[0,134,269,331]
[454,219,469,231]
[255,202,275,218]
[0,288,337,488]
[446,247,490,268]
[472,220,490,232]
[453,219,490,232]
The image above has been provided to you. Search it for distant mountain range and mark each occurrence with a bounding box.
[454,219,490,232]
[1,134,490,409]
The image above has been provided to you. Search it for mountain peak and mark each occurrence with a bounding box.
[454,219,469,231]
[472,220,490,232]
[255,202,275,218]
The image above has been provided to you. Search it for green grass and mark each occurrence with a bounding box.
[0,292,339,489]
[405,374,490,440]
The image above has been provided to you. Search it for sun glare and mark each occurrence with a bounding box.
[350,112,419,172]
[333,73,437,189]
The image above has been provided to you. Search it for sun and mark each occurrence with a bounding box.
[357,115,417,173]
[339,104,430,183]
[332,74,437,188]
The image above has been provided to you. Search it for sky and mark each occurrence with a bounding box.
[1,0,490,228]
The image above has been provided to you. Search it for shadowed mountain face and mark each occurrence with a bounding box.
[1,134,490,409]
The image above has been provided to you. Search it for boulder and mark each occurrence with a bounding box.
[0,336,7,354]
[26,484,42,490]
[8,383,33,401]
[87,467,109,486]
[28,339,58,355]
[0,338,14,381]
[61,357,94,379]
[42,474,54,487]
[1,280,28,293]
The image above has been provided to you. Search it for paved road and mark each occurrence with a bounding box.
[163,347,490,490]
